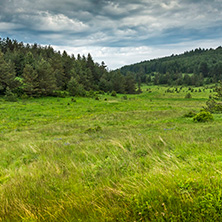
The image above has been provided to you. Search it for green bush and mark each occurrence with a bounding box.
[185,93,192,99]
[183,111,196,118]
[205,99,222,113]
[4,87,17,102]
[111,90,117,97]
[122,95,128,100]
[193,111,213,122]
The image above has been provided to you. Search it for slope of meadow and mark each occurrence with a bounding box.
[0,86,222,221]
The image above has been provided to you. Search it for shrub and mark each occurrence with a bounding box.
[193,111,213,122]
[183,111,196,118]
[87,90,95,98]
[20,93,29,100]
[215,81,222,99]
[122,95,127,100]
[55,91,69,98]
[136,88,143,94]
[205,99,222,113]
[4,87,17,102]
[111,91,117,97]
[71,98,76,102]
[185,93,192,99]
[205,81,222,113]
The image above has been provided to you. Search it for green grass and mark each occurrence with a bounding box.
[0,86,222,221]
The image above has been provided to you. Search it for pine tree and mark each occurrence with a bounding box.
[125,73,136,94]
[67,77,86,96]
[22,64,39,96]
[0,51,17,94]
[111,71,126,93]
[36,59,56,96]
[49,55,66,90]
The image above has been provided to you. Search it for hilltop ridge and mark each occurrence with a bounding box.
[119,47,222,86]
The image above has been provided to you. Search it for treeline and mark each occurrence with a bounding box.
[119,47,222,86]
[0,37,137,97]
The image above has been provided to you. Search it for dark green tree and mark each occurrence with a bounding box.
[199,62,209,77]
[125,73,136,94]
[36,59,56,96]
[0,51,18,94]
[67,77,86,96]
[111,71,126,93]
[22,64,39,96]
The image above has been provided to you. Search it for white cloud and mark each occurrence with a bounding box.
[19,11,89,33]
[52,38,222,70]
[160,0,179,9]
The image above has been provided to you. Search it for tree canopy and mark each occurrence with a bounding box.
[0,37,137,97]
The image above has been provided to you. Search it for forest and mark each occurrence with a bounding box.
[0,37,136,98]
[2,37,222,99]
[119,47,222,86]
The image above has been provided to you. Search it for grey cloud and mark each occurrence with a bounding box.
[1,0,222,68]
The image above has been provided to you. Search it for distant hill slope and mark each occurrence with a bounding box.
[119,47,222,86]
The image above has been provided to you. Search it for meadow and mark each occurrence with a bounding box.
[0,86,222,221]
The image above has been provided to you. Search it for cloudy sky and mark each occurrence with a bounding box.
[1,0,222,69]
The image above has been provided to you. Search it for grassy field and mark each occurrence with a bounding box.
[0,86,222,221]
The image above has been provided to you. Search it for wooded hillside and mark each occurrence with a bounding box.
[119,47,222,86]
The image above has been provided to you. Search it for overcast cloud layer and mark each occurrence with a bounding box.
[1,0,222,69]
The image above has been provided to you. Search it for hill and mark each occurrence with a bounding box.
[119,47,222,86]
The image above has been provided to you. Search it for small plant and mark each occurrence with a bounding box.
[85,125,102,133]
[205,99,222,113]
[111,90,117,97]
[4,87,17,102]
[136,87,143,94]
[20,93,29,100]
[205,81,222,113]
[185,93,192,99]
[122,95,127,100]
[193,111,213,122]
[183,111,196,118]
[71,98,76,102]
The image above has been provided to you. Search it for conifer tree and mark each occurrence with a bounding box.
[36,59,56,96]
[0,51,17,94]
[22,64,39,96]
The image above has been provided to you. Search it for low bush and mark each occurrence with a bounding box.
[185,93,192,99]
[111,91,117,97]
[205,99,222,113]
[4,87,17,102]
[193,111,213,122]
[183,111,196,118]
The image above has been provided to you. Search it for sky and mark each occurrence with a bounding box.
[1,0,222,69]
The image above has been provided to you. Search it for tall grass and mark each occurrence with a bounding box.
[0,86,222,221]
